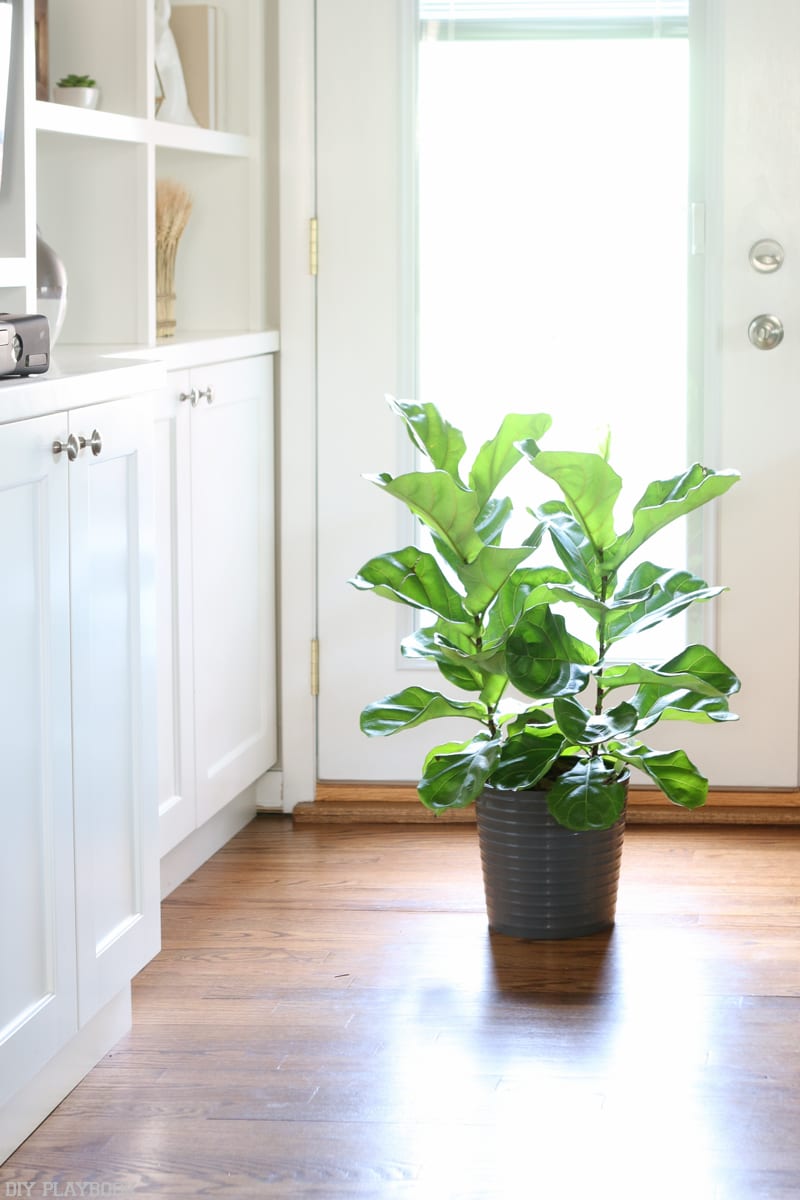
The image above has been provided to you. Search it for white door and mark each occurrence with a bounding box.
[69,397,161,1025]
[316,0,800,789]
[190,357,278,823]
[0,414,77,1106]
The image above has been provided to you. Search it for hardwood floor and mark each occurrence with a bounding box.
[2,817,799,1198]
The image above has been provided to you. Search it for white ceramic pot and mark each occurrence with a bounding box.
[53,86,100,109]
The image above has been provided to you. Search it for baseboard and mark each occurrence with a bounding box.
[296,781,800,826]
[0,987,131,1165]
[159,785,258,898]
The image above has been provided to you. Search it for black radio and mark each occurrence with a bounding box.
[0,313,50,377]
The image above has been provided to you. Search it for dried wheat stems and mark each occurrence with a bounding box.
[156,179,193,339]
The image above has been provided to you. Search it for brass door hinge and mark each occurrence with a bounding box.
[311,638,320,696]
[309,217,318,276]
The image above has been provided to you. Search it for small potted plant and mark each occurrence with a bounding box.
[351,398,741,939]
[53,74,100,109]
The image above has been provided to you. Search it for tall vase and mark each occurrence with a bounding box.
[36,227,68,347]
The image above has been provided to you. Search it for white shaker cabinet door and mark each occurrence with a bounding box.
[154,374,197,856]
[68,397,160,1025]
[0,413,77,1106]
[189,357,277,825]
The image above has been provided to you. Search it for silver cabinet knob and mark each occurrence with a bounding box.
[179,388,199,406]
[198,386,214,405]
[79,430,103,456]
[748,314,784,350]
[53,434,80,461]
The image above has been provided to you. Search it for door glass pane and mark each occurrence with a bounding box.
[417,3,691,661]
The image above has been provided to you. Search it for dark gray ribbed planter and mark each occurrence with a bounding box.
[475,787,626,940]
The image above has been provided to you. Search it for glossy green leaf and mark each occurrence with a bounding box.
[553,696,639,746]
[605,563,724,644]
[601,644,740,699]
[504,707,557,738]
[506,608,595,699]
[546,758,627,831]
[543,584,609,623]
[366,471,485,563]
[631,686,738,731]
[456,544,538,616]
[401,627,507,688]
[349,546,470,625]
[470,412,552,511]
[474,496,513,546]
[484,565,570,645]
[613,745,708,809]
[360,686,488,737]
[386,396,466,480]
[524,449,622,554]
[490,730,567,790]
[535,502,604,593]
[606,464,741,570]
[418,736,502,810]
[662,644,740,696]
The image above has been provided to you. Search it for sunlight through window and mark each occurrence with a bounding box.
[417,3,691,662]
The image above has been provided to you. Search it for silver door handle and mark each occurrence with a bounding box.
[179,388,199,406]
[197,386,214,404]
[53,434,80,461]
[748,314,784,350]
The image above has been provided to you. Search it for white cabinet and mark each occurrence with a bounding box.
[0,410,77,1109]
[156,353,277,856]
[0,392,160,1111]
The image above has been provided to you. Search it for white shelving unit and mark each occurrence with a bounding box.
[0,0,268,349]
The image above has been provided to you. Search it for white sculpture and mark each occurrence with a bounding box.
[154,0,197,125]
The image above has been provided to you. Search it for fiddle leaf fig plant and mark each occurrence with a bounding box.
[351,398,741,832]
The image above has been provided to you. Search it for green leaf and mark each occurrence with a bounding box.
[546,758,627,831]
[524,449,622,555]
[469,413,552,511]
[360,686,488,737]
[660,644,741,696]
[456,544,538,616]
[553,697,639,746]
[403,625,502,674]
[606,464,741,570]
[474,496,513,545]
[631,687,738,731]
[506,607,595,699]
[386,396,466,480]
[613,745,708,810]
[605,564,724,644]
[366,471,485,563]
[350,547,470,625]
[418,736,502,810]
[504,706,557,737]
[601,644,740,699]
[490,730,567,790]
[484,565,570,645]
[535,502,604,593]
[543,584,610,623]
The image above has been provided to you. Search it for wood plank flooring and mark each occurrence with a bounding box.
[2,817,799,1198]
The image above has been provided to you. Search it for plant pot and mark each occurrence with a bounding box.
[475,786,626,940]
[53,86,100,109]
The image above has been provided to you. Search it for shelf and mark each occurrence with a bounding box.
[35,101,149,144]
[153,122,252,159]
[35,103,252,158]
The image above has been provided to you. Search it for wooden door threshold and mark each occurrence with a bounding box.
[292,782,800,825]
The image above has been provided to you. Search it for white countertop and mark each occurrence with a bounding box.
[0,331,280,424]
